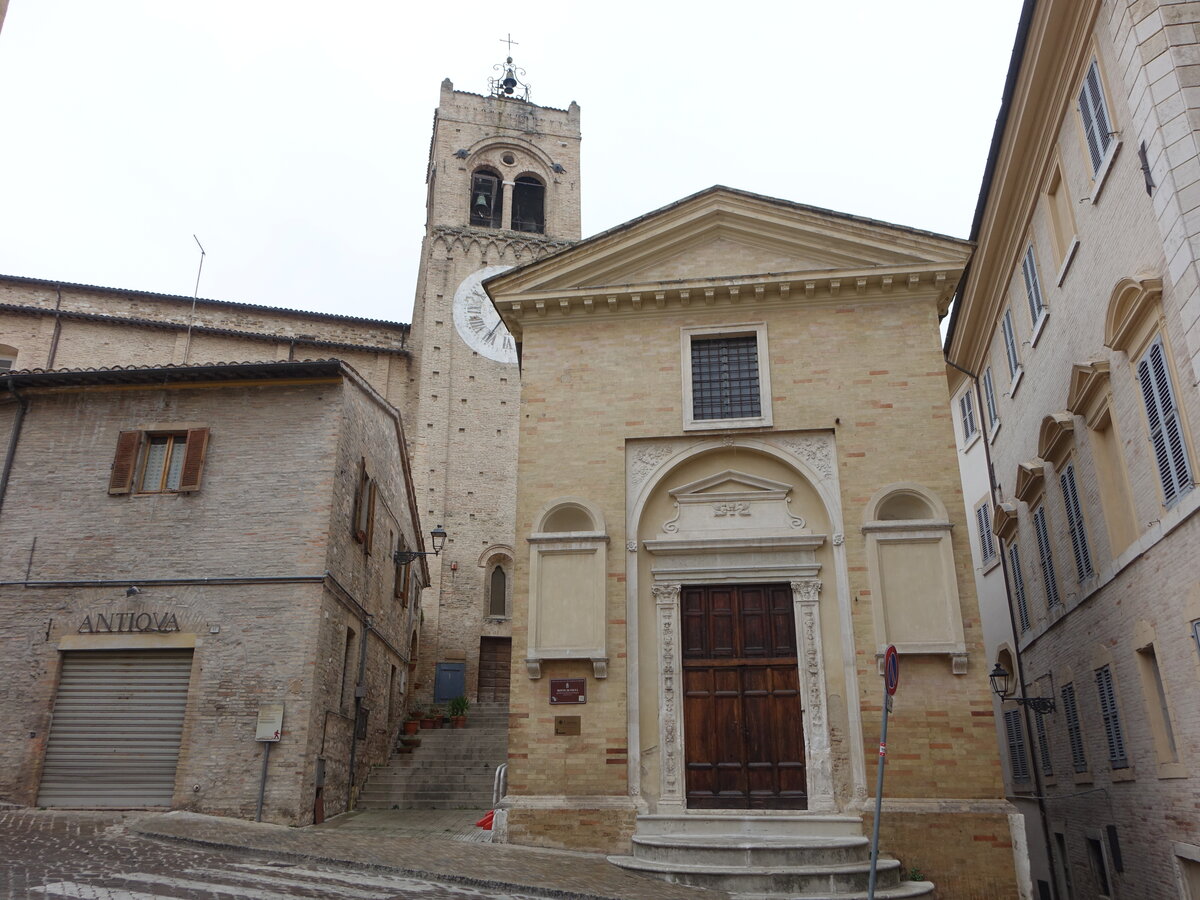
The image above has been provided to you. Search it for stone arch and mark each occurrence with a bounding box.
[0,343,17,371]
[479,543,515,619]
[533,495,605,535]
[1104,275,1163,353]
[863,481,949,523]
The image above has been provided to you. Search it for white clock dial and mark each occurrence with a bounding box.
[452,265,517,364]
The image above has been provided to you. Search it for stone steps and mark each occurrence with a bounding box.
[607,814,935,899]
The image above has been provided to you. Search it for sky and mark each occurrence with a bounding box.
[0,1,1024,325]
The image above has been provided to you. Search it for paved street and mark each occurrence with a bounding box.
[0,810,546,900]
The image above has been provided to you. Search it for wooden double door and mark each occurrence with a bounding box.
[681,583,807,809]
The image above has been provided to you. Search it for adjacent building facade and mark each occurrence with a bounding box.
[947,1,1200,897]
[486,186,1021,896]
[0,360,426,824]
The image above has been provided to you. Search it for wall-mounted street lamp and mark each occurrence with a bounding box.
[393,526,448,565]
[989,662,1056,714]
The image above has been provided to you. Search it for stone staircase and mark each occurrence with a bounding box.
[357,702,508,810]
[607,813,935,899]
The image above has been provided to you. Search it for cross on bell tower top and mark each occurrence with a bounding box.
[489,35,531,101]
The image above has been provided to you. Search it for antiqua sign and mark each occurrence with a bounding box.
[78,612,181,634]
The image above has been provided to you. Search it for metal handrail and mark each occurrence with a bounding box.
[492,762,508,808]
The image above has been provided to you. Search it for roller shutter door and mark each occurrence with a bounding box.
[38,650,194,807]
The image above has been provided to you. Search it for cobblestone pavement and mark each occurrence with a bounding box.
[1,809,726,900]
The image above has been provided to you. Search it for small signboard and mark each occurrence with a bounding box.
[549,678,586,705]
[884,645,900,696]
[255,703,284,742]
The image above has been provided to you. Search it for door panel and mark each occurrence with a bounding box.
[477,637,512,703]
[681,584,806,809]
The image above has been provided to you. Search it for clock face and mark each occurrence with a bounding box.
[452,265,517,364]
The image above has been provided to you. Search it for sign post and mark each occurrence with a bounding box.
[254,703,284,822]
[868,646,899,900]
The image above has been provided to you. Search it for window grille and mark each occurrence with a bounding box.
[1095,665,1128,769]
[1002,310,1020,379]
[1022,246,1045,323]
[690,336,761,420]
[1033,505,1060,607]
[1137,338,1193,507]
[1009,543,1030,632]
[1079,60,1114,173]
[1061,682,1088,773]
[983,367,999,432]
[1004,708,1031,782]
[1060,464,1093,581]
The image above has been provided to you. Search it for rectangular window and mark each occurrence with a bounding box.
[983,367,999,432]
[394,536,412,605]
[975,501,996,565]
[1062,682,1088,773]
[108,428,210,495]
[960,389,978,442]
[1095,665,1129,769]
[1060,464,1094,581]
[1136,643,1178,764]
[1009,543,1030,632]
[1034,705,1053,776]
[0,356,14,373]
[352,458,376,549]
[1032,505,1060,607]
[691,336,761,420]
[1137,338,1193,507]
[1087,836,1113,898]
[1002,309,1020,379]
[1079,59,1114,174]
[681,324,772,430]
[1004,708,1031,782]
[1022,245,1046,323]
[1046,163,1077,265]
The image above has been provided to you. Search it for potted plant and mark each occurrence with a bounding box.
[403,708,421,735]
[420,707,436,729]
[449,695,469,728]
[427,705,444,728]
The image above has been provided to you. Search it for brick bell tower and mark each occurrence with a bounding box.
[406,56,581,709]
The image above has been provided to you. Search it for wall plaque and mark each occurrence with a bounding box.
[549,678,586,705]
[554,716,581,736]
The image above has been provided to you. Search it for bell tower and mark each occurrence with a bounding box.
[407,58,581,708]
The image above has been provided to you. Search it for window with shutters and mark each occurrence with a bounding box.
[1032,504,1060,607]
[1004,708,1031,784]
[1136,337,1193,507]
[982,367,1000,435]
[1061,682,1089,773]
[1009,543,1030,632]
[1001,309,1022,389]
[1095,664,1129,769]
[107,428,210,495]
[1034,705,1053,777]
[1060,463,1094,581]
[974,498,997,568]
[1022,246,1047,339]
[1078,59,1116,176]
[351,458,376,551]
[959,389,978,443]
[681,323,772,430]
[394,537,412,606]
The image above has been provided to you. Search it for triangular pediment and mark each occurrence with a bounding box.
[486,187,971,317]
[1014,460,1046,504]
[670,469,794,498]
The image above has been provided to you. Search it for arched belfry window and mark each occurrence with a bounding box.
[489,565,507,617]
[470,168,502,229]
[512,175,545,233]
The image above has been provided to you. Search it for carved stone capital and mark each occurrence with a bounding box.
[592,658,609,679]
[952,653,968,676]
[790,580,822,604]
[525,658,542,679]
[651,583,682,606]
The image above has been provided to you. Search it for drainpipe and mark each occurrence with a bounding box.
[0,382,29,524]
[946,355,1058,899]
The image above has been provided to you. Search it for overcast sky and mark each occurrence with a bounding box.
[0,1,1023,324]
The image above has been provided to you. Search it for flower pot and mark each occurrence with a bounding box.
[420,717,435,729]
[403,719,420,735]
[452,715,466,729]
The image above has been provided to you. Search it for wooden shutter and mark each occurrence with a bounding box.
[1061,682,1088,773]
[1002,311,1019,377]
[1034,707,1053,776]
[1003,709,1030,782]
[1022,246,1043,321]
[352,458,366,542]
[364,480,376,552]
[975,503,994,564]
[1138,339,1193,506]
[108,431,142,494]
[1009,543,1030,632]
[1060,464,1093,581]
[960,392,977,440]
[176,428,209,492]
[1095,665,1128,768]
[983,367,998,430]
[1032,505,1060,607]
[1078,61,1111,173]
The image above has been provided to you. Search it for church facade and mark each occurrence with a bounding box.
[486,187,1021,896]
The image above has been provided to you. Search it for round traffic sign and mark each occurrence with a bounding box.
[884,645,899,696]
